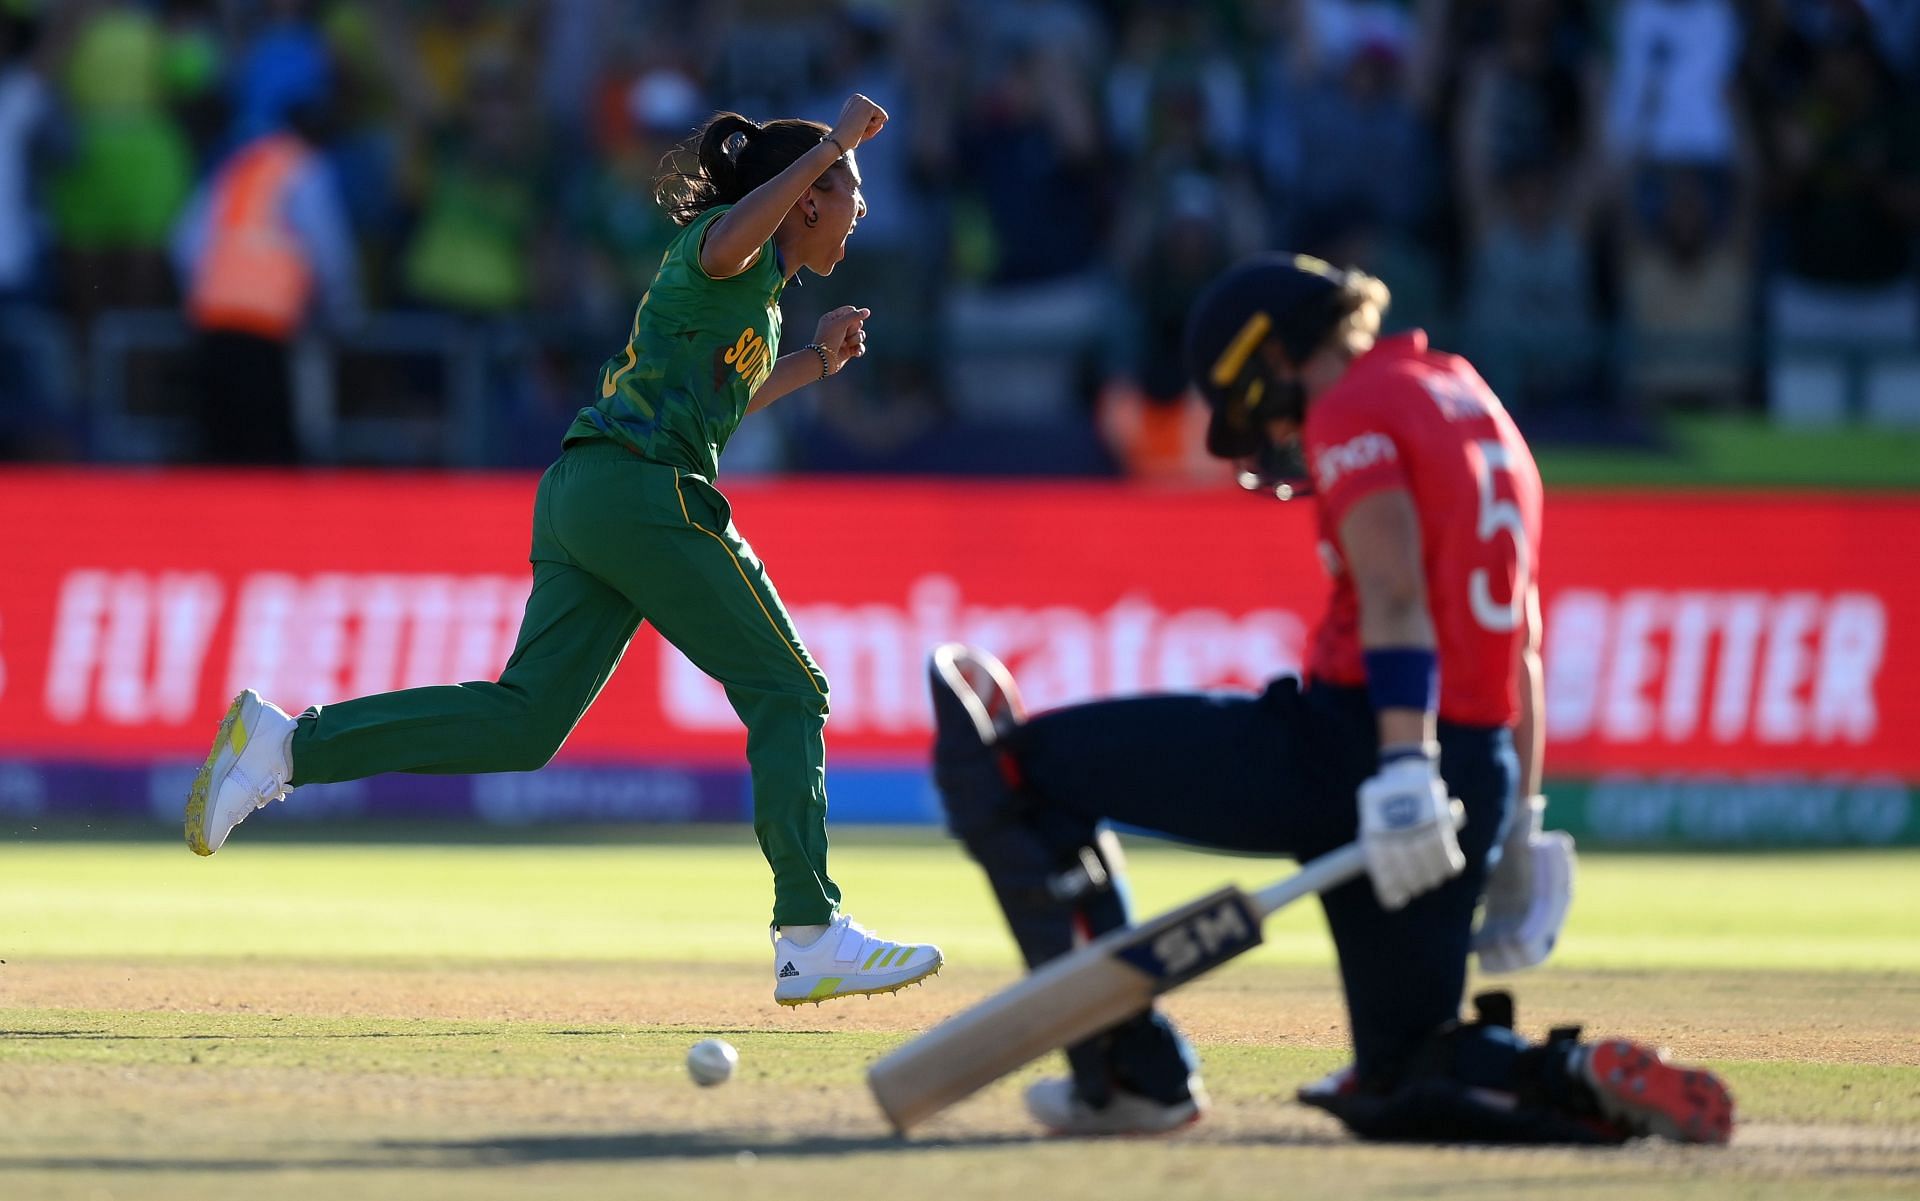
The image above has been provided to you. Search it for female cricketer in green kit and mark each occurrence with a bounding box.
[183,94,944,1007]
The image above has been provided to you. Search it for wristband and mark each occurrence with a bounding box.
[805,343,833,379]
[1379,742,1439,766]
[822,134,849,156]
[1363,647,1438,715]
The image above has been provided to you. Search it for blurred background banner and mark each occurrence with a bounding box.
[1,471,1915,844]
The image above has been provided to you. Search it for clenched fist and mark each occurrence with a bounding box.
[829,94,888,153]
[813,305,871,375]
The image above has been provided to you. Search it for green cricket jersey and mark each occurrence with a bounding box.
[565,205,786,479]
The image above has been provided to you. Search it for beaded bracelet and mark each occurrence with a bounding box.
[805,343,833,379]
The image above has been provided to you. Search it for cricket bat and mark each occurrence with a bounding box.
[868,840,1371,1133]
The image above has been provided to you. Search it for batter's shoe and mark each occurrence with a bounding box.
[1296,1063,1358,1104]
[1576,1039,1734,1144]
[185,690,297,856]
[1025,1075,1209,1136]
[772,914,942,1006]
[928,643,1026,746]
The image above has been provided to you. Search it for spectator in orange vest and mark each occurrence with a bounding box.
[172,92,360,463]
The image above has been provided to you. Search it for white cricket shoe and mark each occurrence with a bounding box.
[1025,1075,1209,1136]
[771,914,942,1006]
[184,690,297,856]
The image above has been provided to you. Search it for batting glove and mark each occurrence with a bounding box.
[1472,794,1576,973]
[1357,746,1466,911]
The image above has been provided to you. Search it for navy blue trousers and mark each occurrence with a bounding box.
[1003,678,1516,1082]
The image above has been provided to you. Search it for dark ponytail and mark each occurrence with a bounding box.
[655,110,835,226]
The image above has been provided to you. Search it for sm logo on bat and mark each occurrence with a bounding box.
[1115,888,1263,989]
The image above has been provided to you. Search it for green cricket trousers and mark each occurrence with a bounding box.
[289,438,840,926]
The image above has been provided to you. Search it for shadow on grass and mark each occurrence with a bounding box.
[384,1130,1041,1161]
[0,1128,1361,1174]
[0,1132,1027,1173]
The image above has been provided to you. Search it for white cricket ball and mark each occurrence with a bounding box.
[686,1038,738,1087]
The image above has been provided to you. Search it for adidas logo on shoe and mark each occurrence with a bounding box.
[770,914,945,1007]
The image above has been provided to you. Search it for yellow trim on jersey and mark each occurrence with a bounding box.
[600,298,646,399]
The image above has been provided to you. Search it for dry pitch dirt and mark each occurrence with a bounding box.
[3,958,1916,1201]
[7,958,1920,1065]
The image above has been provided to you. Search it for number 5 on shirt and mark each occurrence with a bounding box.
[1469,438,1529,634]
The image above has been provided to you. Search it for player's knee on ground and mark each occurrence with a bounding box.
[1300,992,1621,1145]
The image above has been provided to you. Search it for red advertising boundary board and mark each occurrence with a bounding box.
[2,471,1915,779]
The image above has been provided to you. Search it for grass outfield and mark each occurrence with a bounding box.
[1534,413,1920,488]
[2,829,1917,1201]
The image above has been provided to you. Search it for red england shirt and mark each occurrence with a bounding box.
[1301,331,1543,727]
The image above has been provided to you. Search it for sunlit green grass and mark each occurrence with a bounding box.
[2,830,1915,1201]
[1,831,1914,972]
[1537,413,1920,488]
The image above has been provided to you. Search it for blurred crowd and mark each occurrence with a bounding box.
[0,0,1916,473]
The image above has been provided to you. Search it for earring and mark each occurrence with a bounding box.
[804,210,819,228]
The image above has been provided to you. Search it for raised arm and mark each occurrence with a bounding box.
[700,95,888,279]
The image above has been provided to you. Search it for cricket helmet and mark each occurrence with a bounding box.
[1182,254,1360,496]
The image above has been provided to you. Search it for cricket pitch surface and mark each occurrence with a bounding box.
[2,829,1915,1200]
